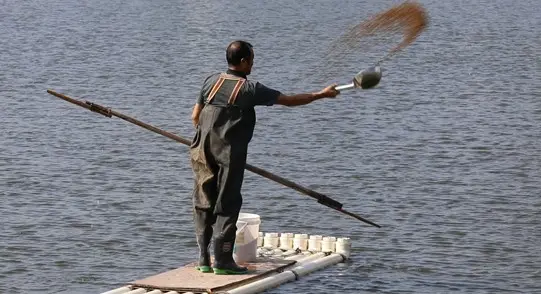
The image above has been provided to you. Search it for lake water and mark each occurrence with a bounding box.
[1,0,540,293]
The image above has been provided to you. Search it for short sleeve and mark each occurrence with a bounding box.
[252,82,281,106]
[196,87,205,105]
[196,74,218,105]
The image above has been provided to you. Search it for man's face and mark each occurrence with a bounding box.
[242,48,254,75]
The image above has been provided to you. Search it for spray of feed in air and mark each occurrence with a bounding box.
[319,1,429,82]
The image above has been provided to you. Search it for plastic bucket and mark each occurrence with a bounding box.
[233,212,261,263]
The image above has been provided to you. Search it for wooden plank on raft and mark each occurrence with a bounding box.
[129,258,296,293]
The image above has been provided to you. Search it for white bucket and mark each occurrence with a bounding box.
[233,212,261,263]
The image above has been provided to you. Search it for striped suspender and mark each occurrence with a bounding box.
[206,74,245,105]
[206,76,226,103]
[228,78,245,105]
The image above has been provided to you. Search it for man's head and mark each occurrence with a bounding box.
[226,40,254,75]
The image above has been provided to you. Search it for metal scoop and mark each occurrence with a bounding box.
[335,66,382,91]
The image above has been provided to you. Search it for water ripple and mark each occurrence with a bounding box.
[2,0,541,293]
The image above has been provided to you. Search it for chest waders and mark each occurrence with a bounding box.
[190,73,255,274]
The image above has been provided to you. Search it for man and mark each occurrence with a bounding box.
[190,40,339,275]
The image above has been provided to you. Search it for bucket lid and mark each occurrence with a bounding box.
[238,212,261,225]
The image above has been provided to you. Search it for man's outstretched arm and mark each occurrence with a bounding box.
[275,84,339,107]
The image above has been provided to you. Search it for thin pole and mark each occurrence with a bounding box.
[46,89,381,228]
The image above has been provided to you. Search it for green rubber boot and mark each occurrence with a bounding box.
[212,264,248,275]
[212,239,247,275]
[195,229,213,273]
[196,265,213,273]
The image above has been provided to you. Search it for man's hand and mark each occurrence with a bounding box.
[317,84,340,98]
[191,103,203,127]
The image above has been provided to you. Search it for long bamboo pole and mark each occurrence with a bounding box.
[47,89,381,228]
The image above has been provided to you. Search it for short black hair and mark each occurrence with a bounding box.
[226,40,253,66]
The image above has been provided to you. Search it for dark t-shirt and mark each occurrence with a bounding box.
[196,71,281,108]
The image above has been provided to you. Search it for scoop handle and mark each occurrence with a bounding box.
[335,83,356,91]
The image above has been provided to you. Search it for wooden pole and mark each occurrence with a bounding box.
[47,89,381,228]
